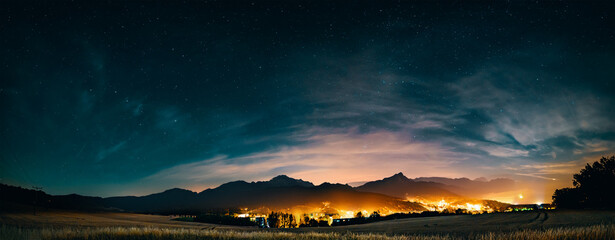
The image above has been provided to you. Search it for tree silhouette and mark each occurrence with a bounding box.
[552,187,583,209]
[552,156,615,209]
[267,212,297,228]
[267,212,280,228]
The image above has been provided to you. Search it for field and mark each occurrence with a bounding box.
[290,210,615,235]
[1,210,614,239]
[0,211,239,230]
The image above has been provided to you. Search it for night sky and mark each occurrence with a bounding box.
[1,1,614,202]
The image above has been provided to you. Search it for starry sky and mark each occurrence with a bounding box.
[1,1,614,202]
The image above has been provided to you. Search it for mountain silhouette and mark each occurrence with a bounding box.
[1,173,515,214]
[266,175,315,188]
[0,184,107,212]
[195,176,423,212]
[355,172,460,200]
[105,188,197,213]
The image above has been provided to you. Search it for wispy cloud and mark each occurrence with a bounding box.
[452,64,613,148]
[144,50,615,194]
[146,127,468,189]
[482,146,529,158]
[502,160,589,181]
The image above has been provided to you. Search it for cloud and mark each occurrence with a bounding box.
[501,160,591,181]
[142,49,615,194]
[452,64,613,148]
[482,146,529,158]
[146,127,468,189]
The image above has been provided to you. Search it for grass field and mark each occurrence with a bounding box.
[1,224,614,240]
[1,210,614,239]
[0,211,240,230]
[289,210,615,235]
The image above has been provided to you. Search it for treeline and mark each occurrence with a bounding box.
[299,216,330,227]
[267,212,297,228]
[552,156,615,209]
[184,210,474,228]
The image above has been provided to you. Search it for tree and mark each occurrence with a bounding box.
[267,212,280,228]
[369,211,381,219]
[318,220,329,227]
[309,218,319,227]
[269,212,296,228]
[552,187,583,209]
[287,213,297,228]
[552,156,615,209]
[455,208,467,215]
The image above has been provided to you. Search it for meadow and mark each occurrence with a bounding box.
[1,210,614,240]
[1,224,614,240]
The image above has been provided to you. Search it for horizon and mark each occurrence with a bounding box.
[2,1,614,207]
[3,172,558,205]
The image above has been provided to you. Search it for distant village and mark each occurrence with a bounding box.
[172,203,556,228]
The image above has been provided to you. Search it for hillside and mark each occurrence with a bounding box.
[1,173,517,214]
[355,173,459,200]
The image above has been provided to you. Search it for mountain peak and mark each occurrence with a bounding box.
[146,188,196,198]
[386,172,410,182]
[271,175,292,181]
[393,172,406,178]
[163,188,191,193]
[266,175,314,187]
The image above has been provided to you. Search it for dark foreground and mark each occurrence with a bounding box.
[1,210,614,239]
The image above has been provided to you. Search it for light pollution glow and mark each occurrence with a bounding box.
[147,129,586,204]
[233,198,507,227]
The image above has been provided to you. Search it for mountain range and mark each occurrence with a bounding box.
[1,173,513,214]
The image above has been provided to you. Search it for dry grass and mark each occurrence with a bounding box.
[1,224,614,240]
[2,211,614,239]
[474,224,615,240]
